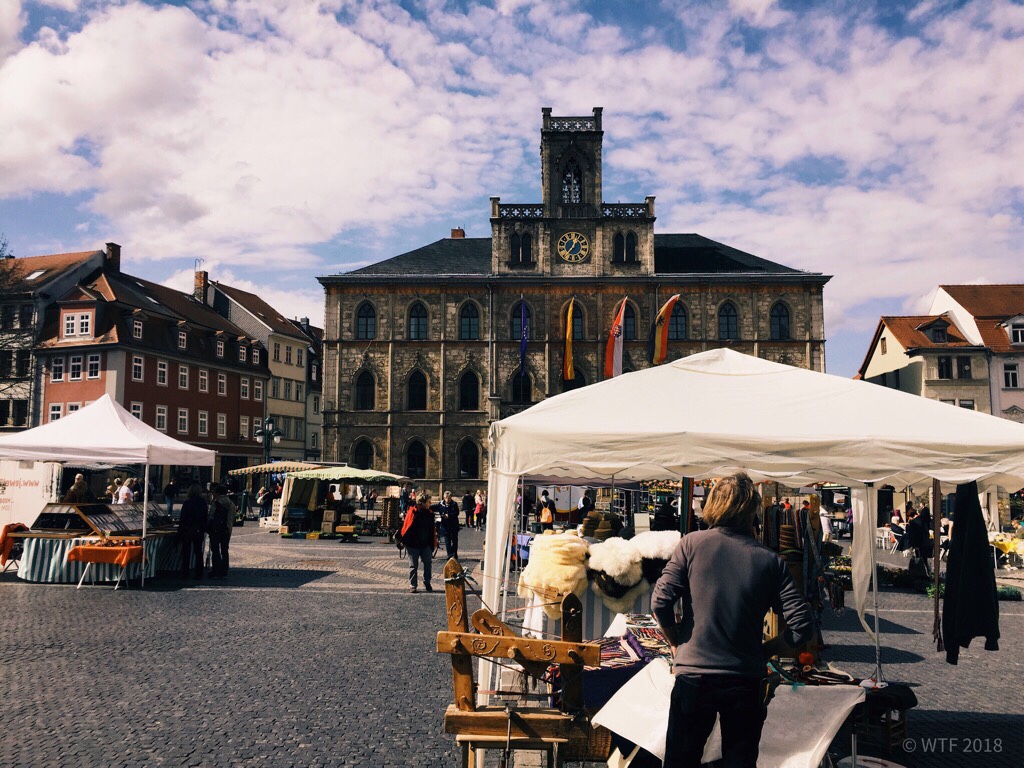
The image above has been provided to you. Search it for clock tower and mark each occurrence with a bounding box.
[490,107,656,277]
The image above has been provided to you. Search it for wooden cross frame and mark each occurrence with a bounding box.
[437,558,601,767]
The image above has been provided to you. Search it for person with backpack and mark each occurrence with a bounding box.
[537,490,557,531]
[208,485,236,579]
[178,484,208,579]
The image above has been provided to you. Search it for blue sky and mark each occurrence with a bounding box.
[1,0,1022,377]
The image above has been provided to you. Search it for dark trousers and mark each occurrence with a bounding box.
[663,674,768,768]
[180,535,204,578]
[444,531,459,560]
[209,531,230,576]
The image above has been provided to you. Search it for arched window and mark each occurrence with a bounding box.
[625,232,637,262]
[407,302,427,340]
[353,440,373,470]
[718,302,738,340]
[511,370,532,403]
[356,302,376,340]
[459,303,480,340]
[459,371,479,411]
[354,371,375,410]
[566,300,584,340]
[510,232,533,264]
[406,440,426,479]
[770,302,791,341]
[613,232,625,262]
[458,441,479,479]
[668,303,687,340]
[408,371,427,410]
[624,303,637,341]
[510,302,531,340]
[561,159,582,204]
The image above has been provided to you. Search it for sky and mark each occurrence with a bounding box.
[1,0,1022,377]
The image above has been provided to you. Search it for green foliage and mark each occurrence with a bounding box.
[997,585,1022,601]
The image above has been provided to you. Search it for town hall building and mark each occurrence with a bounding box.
[319,108,830,492]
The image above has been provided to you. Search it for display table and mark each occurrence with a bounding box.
[17,535,177,584]
[67,544,144,590]
[593,658,866,766]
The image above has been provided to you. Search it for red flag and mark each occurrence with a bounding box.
[604,298,627,379]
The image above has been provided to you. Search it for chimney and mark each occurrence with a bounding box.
[300,317,310,332]
[194,270,208,302]
[450,227,466,239]
[105,242,121,272]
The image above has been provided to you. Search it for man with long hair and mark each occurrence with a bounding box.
[652,472,812,768]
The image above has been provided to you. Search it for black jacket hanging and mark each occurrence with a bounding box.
[941,481,1000,664]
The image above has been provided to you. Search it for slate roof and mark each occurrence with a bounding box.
[335,234,805,278]
[213,282,308,338]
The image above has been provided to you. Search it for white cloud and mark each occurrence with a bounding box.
[0,0,27,62]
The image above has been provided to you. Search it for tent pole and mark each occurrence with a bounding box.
[865,481,883,683]
[141,461,150,589]
[931,478,943,650]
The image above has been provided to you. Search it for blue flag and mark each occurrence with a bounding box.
[519,297,529,370]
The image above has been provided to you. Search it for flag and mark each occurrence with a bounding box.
[519,296,528,371]
[649,294,681,365]
[604,297,627,379]
[563,299,575,381]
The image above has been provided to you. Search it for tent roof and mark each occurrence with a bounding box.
[0,395,215,466]
[228,461,325,476]
[489,348,1024,488]
[287,466,408,484]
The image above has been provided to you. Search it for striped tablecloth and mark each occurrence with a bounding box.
[17,535,180,584]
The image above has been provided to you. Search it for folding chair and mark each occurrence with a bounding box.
[2,539,23,574]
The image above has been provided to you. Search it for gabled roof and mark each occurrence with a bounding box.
[212,282,307,338]
[941,284,1024,318]
[329,233,814,279]
[882,315,975,351]
[1,250,102,292]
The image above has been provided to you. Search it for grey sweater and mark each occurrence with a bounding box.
[651,526,813,677]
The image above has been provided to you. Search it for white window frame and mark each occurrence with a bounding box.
[130,402,143,420]
[199,368,209,393]
[313,395,320,414]
[49,403,63,422]
[177,407,189,434]
[178,364,189,390]
[132,355,144,382]
[1005,363,1020,389]
[1012,324,1024,345]
[133,319,143,340]
[240,415,249,440]
[64,314,75,337]
[285,345,293,364]
[51,356,64,382]
[254,380,264,402]
[69,355,83,381]
[66,402,81,413]
[253,348,261,365]
[86,353,101,380]
[198,410,209,437]
[241,377,250,400]
[217,372,227,396]
[216,339,225,358]
[178,330,187,350]
[78,314,91,336]
[239,346,247,363]
[155,405,168,432]
[157,360,168,386]
[217,413,227,438]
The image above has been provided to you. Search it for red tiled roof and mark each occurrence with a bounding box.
[881,315,975,351]
[976,319,1019,353]
[2,250,102,290]
[941,284,1024,318]
[214,282,306,339]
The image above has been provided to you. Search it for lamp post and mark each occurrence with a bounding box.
[254,416,283,492]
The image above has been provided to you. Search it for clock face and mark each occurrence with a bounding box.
[556,232,590,263]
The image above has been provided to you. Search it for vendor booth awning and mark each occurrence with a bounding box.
[287,466,409,484]
[227,461,325,476]
[0,394,215,467]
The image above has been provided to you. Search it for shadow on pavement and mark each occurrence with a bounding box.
[146,567,334,590]
[823,644,926,664]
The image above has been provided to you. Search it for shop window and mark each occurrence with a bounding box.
[408,371,427,411]
[355,371,375,410]
[406,441,426,479]
[511,370,532,403]
[718,302,738,340]
[770,303,791,341]
[668,303,687,341]
[510,302,531,341]
[458,441,480,479]
[623,304,637,341]
[459,303,480,340]
[408,302,428,340]
[353,440,373,470]
[459,371,479,411]
[356,303,377,340]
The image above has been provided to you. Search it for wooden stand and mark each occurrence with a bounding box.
[437,559,601,767]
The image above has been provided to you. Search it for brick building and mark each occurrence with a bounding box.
[319,108,830,493]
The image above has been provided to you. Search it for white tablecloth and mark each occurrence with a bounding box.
[593,658,866,767]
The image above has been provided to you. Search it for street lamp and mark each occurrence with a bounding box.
[254,417,283,490]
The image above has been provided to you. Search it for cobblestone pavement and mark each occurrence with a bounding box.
[1,527,1021,767]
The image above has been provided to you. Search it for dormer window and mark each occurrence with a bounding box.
[1012,323,1024,344]
[216,339,225,357]
[62,312,92,338]
[253,348,261,365]
[930,327,947,344]
[133,319,143,340]
[239,346,247,363]
[178,330,187,349]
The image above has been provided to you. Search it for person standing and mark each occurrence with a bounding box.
[400,491,437,593]
[208,485,235,578]
[462,490,476,528]
[63,474,94,504]
[652,472,813,768]
[178,484,208,579]
[440,491,461,560]
[537,490,556,531]
[162,481,176,516]
[117,478,134,504]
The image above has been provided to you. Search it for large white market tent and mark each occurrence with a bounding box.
[484,348,1024,667]
[0,394,215,586]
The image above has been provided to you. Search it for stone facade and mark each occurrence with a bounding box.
[320,109,829,495]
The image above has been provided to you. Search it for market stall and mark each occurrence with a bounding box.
[280,465,408,538]
[0,395,215,586]
[472,348,1024,764]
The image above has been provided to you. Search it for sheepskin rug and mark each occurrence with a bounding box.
[517,532,590,619]
[631,530,681,585]
[588,538,647,613]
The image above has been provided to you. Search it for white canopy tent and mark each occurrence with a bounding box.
[485,349,1024,678]
[0,394,215,585]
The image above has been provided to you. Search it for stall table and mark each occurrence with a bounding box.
[67,543,144,589]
